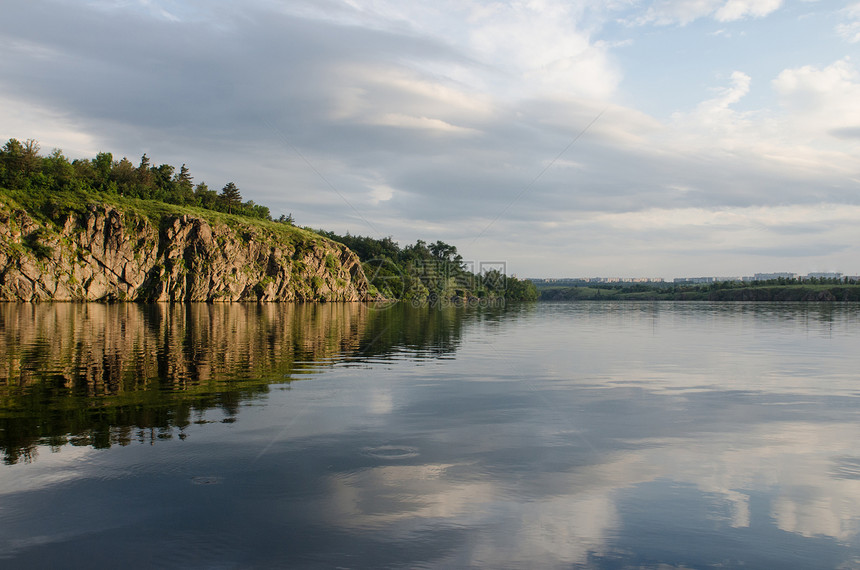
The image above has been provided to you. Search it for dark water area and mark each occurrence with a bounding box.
[1,302,860,569]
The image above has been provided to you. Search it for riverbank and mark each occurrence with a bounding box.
[539,283,860,301]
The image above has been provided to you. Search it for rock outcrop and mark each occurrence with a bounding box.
[0,201,371,302]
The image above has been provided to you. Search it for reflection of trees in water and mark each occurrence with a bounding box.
[0,302,523,464]
[0,303,369,464]
[355,302,529,360]
[357,305,465,359]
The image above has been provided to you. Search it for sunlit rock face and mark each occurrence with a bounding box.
[0,203,370,302]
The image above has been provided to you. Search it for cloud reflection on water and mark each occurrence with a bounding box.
[1,302,859,567]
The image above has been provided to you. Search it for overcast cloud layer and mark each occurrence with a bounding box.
[2,0,859,278]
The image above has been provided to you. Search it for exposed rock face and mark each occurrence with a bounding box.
[0,202,370,302]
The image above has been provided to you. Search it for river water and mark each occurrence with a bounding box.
[1,301,859,569]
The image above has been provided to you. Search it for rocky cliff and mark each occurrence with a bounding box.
[0,200,371,302]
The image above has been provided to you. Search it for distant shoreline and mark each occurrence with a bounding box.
[538,284,860,302]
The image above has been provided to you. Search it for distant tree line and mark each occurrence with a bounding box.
[0,138,291,223]
[674,277,858,292]
[539,278,860,301]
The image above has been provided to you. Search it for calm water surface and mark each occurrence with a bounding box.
[1,302,860,569]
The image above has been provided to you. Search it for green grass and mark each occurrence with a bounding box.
[0,185,327,249]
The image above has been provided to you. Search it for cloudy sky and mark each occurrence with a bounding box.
[2,0,859,278]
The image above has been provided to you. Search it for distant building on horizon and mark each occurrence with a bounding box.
[531,272,855,284]
[673,277,716,284]
[754,272,797,281]
[529,277,665,284]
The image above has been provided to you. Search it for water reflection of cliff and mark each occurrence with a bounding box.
[0,302,476,464]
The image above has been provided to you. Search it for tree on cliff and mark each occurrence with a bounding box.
[0,138,40,188]
[136,153,154,192]
[220,182,242,213]
[176,164,192,189]
[111,158,136,194]
[0,137,274,221]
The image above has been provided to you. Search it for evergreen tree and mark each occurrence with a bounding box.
[176,164,192,189]
[135,153,154,195]
[172,164,194,204]
[0,139,24,188]
[220,182,242,213]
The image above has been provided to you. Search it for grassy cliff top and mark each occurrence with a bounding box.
[0,137,323,244]
[0,184,327,247]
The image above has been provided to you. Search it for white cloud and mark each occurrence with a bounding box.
[464,0,620,99]
[650,61,860,194]
[457,195,860,277]
[370,113,480,134]
[288,0,621,100]
[715,0,783,22]
[327,64,493,133]
[0,94,100,158]
[594,203,860,232]
[689,70,752,126]
[637,0,783,25]
[773,58,860,141]
[635,0,722,25]
[837,3,860,43]
[368,182,396,205]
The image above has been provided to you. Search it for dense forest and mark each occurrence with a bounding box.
[0,138,537,302]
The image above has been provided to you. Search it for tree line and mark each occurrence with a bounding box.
[539,278,860,301]
[0,138,290,222]
[316,230,538,301]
